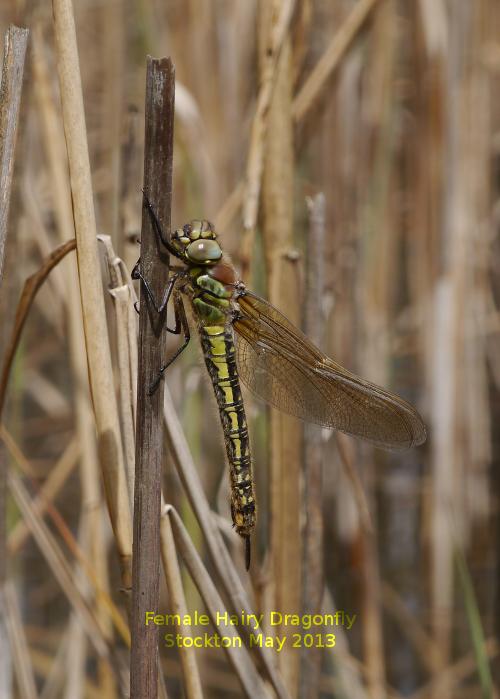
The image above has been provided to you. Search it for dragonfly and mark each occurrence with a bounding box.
[133,197,427,569]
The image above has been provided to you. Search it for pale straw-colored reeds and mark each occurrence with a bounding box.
[0,0,499,698]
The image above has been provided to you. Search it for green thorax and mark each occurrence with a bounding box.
[188,267,232,326]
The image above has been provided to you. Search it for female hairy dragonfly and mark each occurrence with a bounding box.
[133,197,427,569]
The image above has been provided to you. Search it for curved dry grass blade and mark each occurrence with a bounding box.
[165,506,272,699]
[160,514,204,699]
[0,238,76,418]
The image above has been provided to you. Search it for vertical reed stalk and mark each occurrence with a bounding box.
[130,57,175,699]
[31,29,116,697]
[52,0,133,589]
[0,25,29,699]
[259,1,301,692]
[298,193,325,699]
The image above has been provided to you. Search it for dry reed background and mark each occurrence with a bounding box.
[0,0,499,698]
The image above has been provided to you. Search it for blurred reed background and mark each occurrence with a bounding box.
[0,0,499,698]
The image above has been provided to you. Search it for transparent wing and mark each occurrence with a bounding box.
[233,290,426,450]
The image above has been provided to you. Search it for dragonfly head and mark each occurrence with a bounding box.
[171,220,222,266]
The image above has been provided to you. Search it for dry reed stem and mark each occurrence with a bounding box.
[99,234,137,503]
[64,613,87,699]
[165,505,272,699]
[2,425,131,650]
[242,0,296,236]
[292,0,383,121]
[100,0,124,246]
[218,0,382,237]
[52,0,133,585]
[322,588,370,699]
[0,38,29,681]
[8,436,79,554]
[359,481,386,699]
[7,470,110,659]
[214,179,245,235]
[259,1,301,692]
[130,56,175,699]
[160,514,204,699]
[0,25,29,284]
[162,387,291,699]
[381,582,441,675]
[407,638,499,699]
[299,193,325,699]
[31,33,108,637]
[23,371,68,418]
[31,641,101,699]
[38,625,70,699]
[335,434,373,536]
[2,580,37,699]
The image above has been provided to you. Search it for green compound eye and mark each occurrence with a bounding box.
[186,239,222,263]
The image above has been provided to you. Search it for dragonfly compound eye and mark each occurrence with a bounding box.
[186,239,222,264]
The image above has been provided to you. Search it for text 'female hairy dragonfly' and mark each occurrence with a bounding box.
[133,197,427,569]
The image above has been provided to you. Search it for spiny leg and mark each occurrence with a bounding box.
[142,191,184,260]
[132,265,179,315]
[148,292,190,395]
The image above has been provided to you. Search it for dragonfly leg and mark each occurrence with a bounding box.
[132,264,179,315]
[142,192,184,261]
[148,293,190,395]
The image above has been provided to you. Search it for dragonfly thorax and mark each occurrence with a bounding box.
[172,219,222,265]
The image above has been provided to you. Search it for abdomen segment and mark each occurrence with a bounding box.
[199,324,256,539]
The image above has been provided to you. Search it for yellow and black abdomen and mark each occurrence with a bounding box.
[189,266,256,545]
[199,323,256,539]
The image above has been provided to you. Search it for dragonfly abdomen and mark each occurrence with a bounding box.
[199,324,256,539]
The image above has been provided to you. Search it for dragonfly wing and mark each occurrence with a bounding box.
[233,290,426,450]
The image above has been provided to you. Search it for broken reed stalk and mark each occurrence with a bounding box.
[130,56,175,699]
[52,0,133,586]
